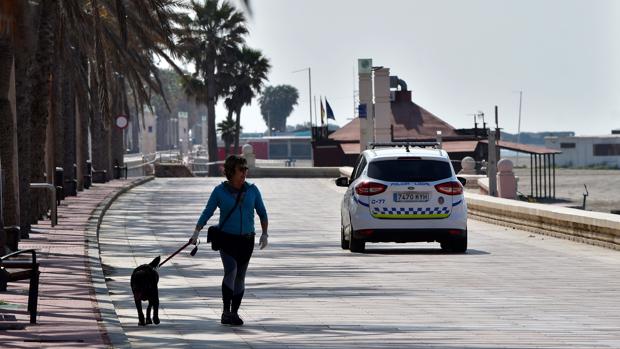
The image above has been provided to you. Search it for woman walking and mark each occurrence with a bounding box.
[190,155,268,326]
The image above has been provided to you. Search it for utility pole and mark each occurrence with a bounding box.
[293,67,312,129]
[488,106,499,197]
[516,90,523,166]
[488,129,498,197]
[314,95,318,130]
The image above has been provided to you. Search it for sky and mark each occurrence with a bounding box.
[206,0,620,136]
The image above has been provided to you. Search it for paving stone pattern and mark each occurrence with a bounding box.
[99,178,620,349]
[0,180,137,348]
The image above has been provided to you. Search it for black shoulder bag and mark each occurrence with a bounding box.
[207,188,243,251]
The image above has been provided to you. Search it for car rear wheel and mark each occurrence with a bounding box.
[349,234,365,253]
[440,230,467,253]
[451,234,467,253]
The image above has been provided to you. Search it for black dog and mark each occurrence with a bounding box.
[130,256,160,326]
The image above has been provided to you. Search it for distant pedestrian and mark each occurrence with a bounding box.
[190,155,268,326]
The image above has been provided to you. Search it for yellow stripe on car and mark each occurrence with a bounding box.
[372,213,451,219]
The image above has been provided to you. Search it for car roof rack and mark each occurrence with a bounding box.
[369,142,440,153]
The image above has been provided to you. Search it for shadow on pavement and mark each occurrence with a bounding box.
[363,247,490,255]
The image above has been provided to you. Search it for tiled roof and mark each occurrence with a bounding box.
[441,140,479,153]
[482,140,561,154]
[339,143,361,154]
[329,101,458,142]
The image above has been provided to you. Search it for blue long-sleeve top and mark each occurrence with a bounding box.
[196,181,268,235]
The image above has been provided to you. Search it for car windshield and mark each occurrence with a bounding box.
[367,159,453,182]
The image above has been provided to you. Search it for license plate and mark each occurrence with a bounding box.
[394,192,429,202]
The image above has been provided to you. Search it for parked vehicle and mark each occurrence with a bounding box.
[336,142,468,253]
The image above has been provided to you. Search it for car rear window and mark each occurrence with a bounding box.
[367,159,453,182]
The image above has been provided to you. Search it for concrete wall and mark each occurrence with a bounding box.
[249,166,341,178]
[545,135,620,167]
[467,192,620,250]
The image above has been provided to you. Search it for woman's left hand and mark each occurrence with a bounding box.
[259,233,268,250]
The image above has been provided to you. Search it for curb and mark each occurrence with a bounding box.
[465,192,620,251]
[84,176,155,348]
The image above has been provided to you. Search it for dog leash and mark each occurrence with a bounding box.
[159,241,193,267]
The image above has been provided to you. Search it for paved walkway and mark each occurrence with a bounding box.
[99,178,620,349]
[0,179,146,348]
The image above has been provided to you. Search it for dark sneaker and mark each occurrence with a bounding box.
[221,311,232,325]
[230,312,244,326]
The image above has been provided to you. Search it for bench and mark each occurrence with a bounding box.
[285,158,296,167]
[0,249,40,324]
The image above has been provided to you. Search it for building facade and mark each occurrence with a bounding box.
[545,132,620,167]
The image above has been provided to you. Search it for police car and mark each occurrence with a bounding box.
[336,142,468,253]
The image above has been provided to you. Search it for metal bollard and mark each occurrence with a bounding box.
[54,167,64,203]
[84,160,92,189]
[64,163,78,196]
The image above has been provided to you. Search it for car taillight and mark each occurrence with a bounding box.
[435,181,463,195]
[355,181,387,196]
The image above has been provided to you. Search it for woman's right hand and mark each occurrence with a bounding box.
[189,229,200,245]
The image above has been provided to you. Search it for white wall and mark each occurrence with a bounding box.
[545,136,620,167]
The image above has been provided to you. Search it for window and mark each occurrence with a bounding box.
[351,155,367,181]
[269,143,288,159]
[560,142,576,149]
[368,159,452,182]
[593,144,620,156]
[291,143,311,158]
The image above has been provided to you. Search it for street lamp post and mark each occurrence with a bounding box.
[293,67,312,129]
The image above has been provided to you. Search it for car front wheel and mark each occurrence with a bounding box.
[341,223,349,250]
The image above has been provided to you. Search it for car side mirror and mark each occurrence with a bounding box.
[335,176,349,187]
[457,176,467,186]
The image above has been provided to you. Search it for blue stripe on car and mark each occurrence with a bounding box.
[353,195,370,207]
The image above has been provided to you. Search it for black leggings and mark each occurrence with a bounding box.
[219,233,255,312]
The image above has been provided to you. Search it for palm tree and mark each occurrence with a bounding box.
[217,117,238,156]
[177,0,248,176]
[259,85,300,132]
[0,0,185,239]
[224,46,270,154]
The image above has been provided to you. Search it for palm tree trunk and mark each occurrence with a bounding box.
[52,55,65,184]
[29,0,58,221]
[0,39,21,228]
[226,109,234,156]
[0,155,5,251]
[131,108,139,152]
[90,104,110,178]
[89,59,110,179]
[234,107,242,154]
[75,94,86,191]
[206,65,218,177]
[61,69,76,195]
[15,1,34,236]
[110,81,125,175]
